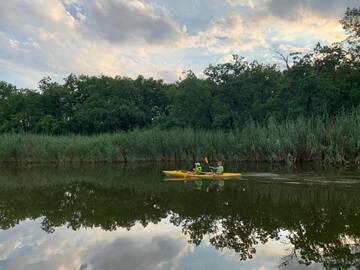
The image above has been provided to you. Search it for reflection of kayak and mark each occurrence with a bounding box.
[163,170,241,179]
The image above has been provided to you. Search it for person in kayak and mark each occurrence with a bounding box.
[193,162,203,174]
[209,161,224,175]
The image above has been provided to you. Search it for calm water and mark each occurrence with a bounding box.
[0,163,359,270]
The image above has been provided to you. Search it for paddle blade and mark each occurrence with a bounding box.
[204,157,209,164]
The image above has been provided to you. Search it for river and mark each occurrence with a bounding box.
[0,163,359,269]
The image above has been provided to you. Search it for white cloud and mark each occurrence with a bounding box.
[267,8,346,43]
[227,0,358,18]
[182,0,350,61]
[82,0,184,45]
[0,0,76,33]
[157,68,183,82]
[226,0,268,9]
[277,44,312,53]
[185,13,269,54]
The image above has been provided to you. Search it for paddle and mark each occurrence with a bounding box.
[204,157,209,165]
[204,157,213,173]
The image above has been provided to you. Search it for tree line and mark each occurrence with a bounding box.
[0,8,359,135]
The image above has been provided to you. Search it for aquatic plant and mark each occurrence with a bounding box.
[0,108,359,164]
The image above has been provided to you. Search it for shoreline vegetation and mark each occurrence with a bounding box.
[1,108,359,164]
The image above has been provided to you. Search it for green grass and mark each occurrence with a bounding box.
[0,109,360,164]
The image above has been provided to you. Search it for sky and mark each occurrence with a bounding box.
[0,0,359,88]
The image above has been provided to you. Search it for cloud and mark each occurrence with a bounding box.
[226,0,268,9]
[157,69,183,82]
[186,13,269,54]
[0,0,76,34]
[183,0,356,59]
[83,0,184,45]
[268,8,346,44]
[229,0,359,18]
[265,0,359,19]
[277,44,312,53]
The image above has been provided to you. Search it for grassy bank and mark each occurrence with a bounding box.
[0,109,360,164]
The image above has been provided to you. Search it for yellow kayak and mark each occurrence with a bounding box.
[163,170,241,179]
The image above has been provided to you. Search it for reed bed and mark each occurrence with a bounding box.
[0,109,360,164]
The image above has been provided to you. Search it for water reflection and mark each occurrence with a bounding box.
[166,178,226,192]
[0,164,359,269]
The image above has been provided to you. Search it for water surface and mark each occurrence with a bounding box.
[0,163,359,269]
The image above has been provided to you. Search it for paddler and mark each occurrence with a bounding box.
[209,161,224,175]
[193,162,203,174]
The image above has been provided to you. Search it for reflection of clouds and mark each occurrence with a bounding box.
[0,218,189,270]
[85,236,183,270]
[0,218,327,270]
[0,219,45,262]
[283,261,324,270]
[179,240,324,270]
[0,219,85,269]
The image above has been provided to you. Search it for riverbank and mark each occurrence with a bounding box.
[0,110,359,164]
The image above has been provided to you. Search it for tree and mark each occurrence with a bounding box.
[341,7,360,43]
[168,71,219,129]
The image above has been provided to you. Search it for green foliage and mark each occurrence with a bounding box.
[341,7,360,42]
[1,75,169,134]
[168,72,218,128]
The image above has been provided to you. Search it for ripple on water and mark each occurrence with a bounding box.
[243,173,281,178]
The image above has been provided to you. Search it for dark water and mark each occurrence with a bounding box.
[0,163,359,270]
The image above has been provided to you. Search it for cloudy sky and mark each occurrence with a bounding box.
[0,0,359,88]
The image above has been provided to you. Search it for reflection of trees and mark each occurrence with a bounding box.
[209,215,264,260]
[169,184,360,268]
[0,166,359,269]
[288,214,360,269]
[0,183,167,233]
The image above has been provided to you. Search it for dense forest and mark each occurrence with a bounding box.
[0,8,359,135]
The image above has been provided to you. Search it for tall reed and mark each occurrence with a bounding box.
[0,109,359,164]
